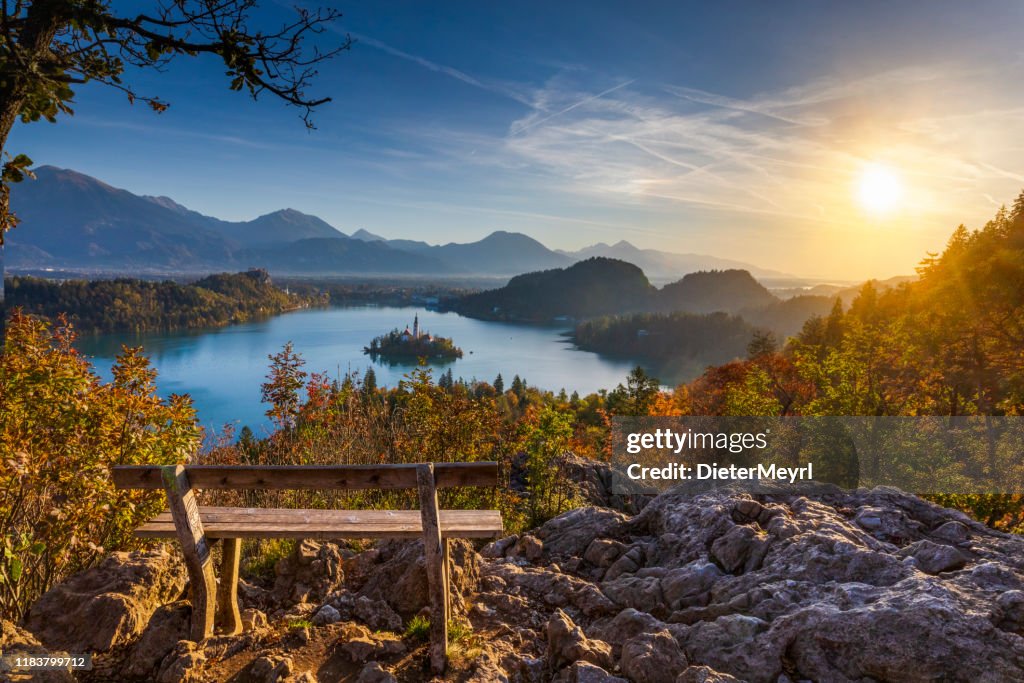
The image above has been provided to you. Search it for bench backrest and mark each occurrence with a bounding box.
[111,462,499,491]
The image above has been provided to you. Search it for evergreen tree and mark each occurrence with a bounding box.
[261,342,307,429]
[607,366,660,416]
[494,373,504,394]
[747,330,778,359]
[363,366,377,396]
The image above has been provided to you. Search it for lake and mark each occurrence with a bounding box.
[75,306,705,436]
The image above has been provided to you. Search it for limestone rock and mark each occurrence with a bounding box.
[121,601,190,678]
[515,534,545,561]
[246,653,294,682]
[899,539,968,575]
[156,640,207,683]
[535,507,629,558]
[583,539,628,569]
[242,608,269,631]
[356,661,397,683]
[546,609,614,673]
[358,539,478,617]
[311,603,341,626]
[619,630,688,683]
[272,540,344,605]
[676,665,744,682]
[352,596,403,631]
[25,548,185,652]
[0,619,75,683]
[564,660,629,682]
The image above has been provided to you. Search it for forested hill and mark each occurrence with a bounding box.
[573,311,758,363]
[448,259,808,324]
[5,269,323,334]
[657,269,777,313]
[449,257,656,321]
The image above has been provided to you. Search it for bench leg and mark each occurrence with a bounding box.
[216,538,243,635]
[442,538,451,621]
[161,465,216,641]
[417,464,448,674]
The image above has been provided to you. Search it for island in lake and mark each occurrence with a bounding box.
[364,315,463,360]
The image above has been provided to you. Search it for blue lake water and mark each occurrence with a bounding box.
[75,306,704,437]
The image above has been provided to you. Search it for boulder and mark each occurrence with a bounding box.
[535,507,629,558]
[356,661,397,683]
[546,609,614,673]
[121,601,191,678]
[155,640,207,683]
[246,653,294,682]
[0,619,75,683]
[352,596,403,631]
[272,540,344,605]
[619,630,688,683]
[311,603,342,626]
[676,665,743,682]
[564,660,629,682]
[709,524,769,574]
[515,534,545,561]
[25,548,185,652]
[242,608,269,631]
[358,539,478,617]
[899,539,968,575]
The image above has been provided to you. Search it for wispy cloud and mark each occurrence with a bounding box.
[351,34,537,108]
[495,66,1024,240]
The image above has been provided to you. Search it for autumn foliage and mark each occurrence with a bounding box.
[0,311,200,621]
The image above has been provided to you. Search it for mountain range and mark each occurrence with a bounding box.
[6,166,790,279]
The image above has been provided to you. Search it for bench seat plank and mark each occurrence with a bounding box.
[113,463,499,491]
[135,507,503,540]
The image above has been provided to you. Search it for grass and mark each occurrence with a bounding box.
[404,615,430,641]
[288,618,313,630]
[447,619,472,645]
[446,619,482,662]
[242,538,295,579]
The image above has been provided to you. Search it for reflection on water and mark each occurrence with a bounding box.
[74,306,705,434]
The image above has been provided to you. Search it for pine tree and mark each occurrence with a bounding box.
[363,367,377,394]
[494,373,504,394]
[747,330,778,359]
[261,342,307,430]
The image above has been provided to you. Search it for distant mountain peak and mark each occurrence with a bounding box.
[351,228,386,242]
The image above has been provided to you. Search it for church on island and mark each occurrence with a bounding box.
[399,315,432,344]
[364,315,463,360]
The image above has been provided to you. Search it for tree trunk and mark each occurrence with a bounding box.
[0,0,64,346]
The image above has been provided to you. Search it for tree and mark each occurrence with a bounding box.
[0,311,199,620]
[746,330,778,359]
[261,341,307,429]
[493,373,504,394]
[607,366,660,416]
[0,0,351,340]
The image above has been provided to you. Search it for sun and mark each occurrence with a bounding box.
[857,162,903,214]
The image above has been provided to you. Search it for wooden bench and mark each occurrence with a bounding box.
[111,462,502,673]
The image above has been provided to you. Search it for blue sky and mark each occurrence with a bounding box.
[11,0,1024,278]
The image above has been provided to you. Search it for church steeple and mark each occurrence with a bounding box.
[413,314,419,339]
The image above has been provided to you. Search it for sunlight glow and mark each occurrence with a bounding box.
[857,162,904,214]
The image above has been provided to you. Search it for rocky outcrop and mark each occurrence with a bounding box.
[15,480,1024,682]
[271,539,346,605]
[478,484,1024,682]
[120,601,191,678]
[24,548,185,653]
[357,538,479,617]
